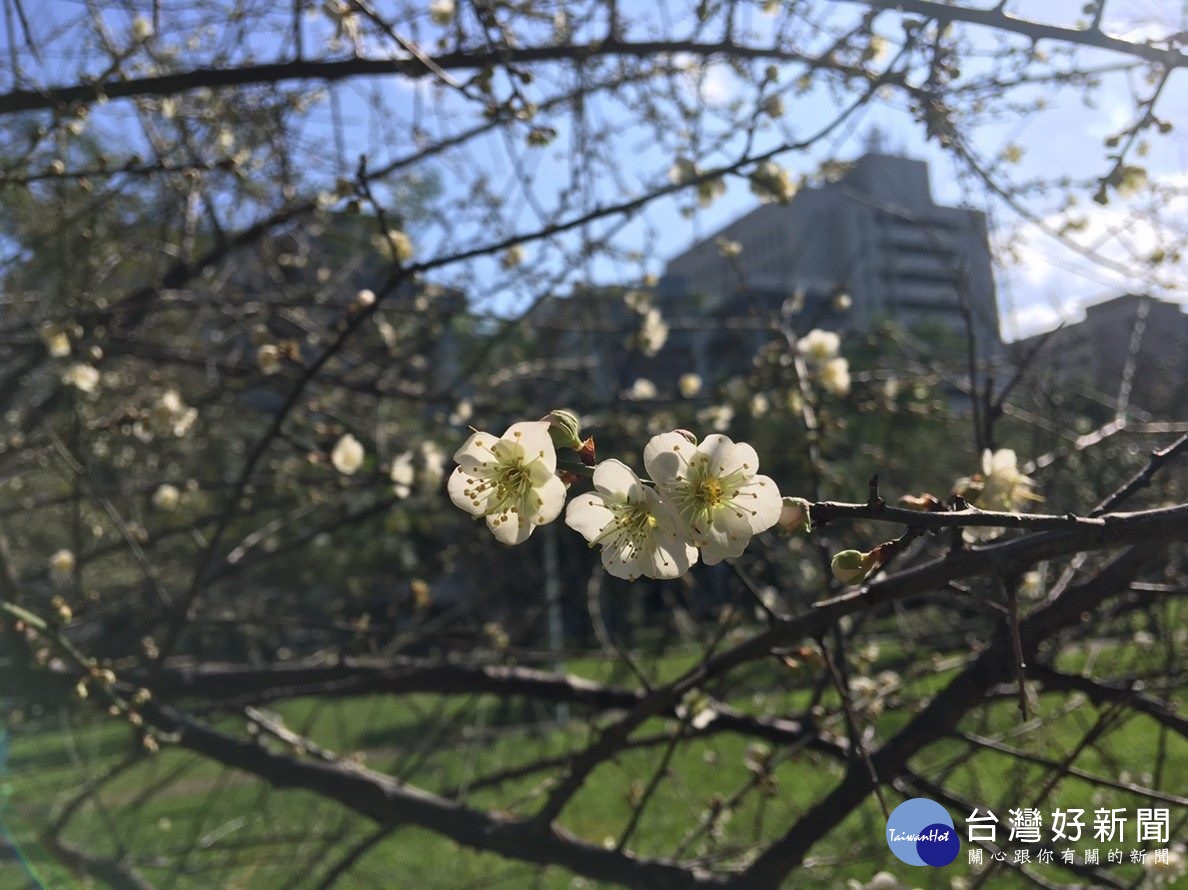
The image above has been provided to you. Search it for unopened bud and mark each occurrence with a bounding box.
[542,409,583,451]
[831,549,878,585]
[777,497,812,534]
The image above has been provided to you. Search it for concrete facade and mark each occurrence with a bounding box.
[658,153,1001,382]
[1012,293,1188,418]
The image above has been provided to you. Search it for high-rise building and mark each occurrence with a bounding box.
[1011,293,1188,418]
[658,152,1000,383]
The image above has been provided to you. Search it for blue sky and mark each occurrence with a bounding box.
[14,0,1188,342]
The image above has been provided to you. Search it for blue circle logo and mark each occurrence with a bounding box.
[885,798,960,866]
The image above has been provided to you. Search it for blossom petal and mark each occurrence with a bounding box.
[565,492,614,541]
[699,434,758,478]
[699,507,753,565]
[734,474,782,533]
[643,432,696,483]
[646,531,698,579]
[600,538,640,580]
[487,511,534,545]
[454,431,499,473]
[447,468,488,516]
[531,473,567,526]
[592,459,642,500]
[502,421,556,473]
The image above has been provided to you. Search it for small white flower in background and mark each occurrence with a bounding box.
[429,0,454,24]
[668,157,699,186]
[623,289,651,312]
[833,292,853,311]
[390,451,415,498]
[627,378,657,400]
[643,432,782,564]
[500,245,524,269]
[1133,629,1155,648]
[748,160,796,203]
[678,373,702,398]
[716,237,743,258]
[152,390,197,437]
[378,229,414,264]
[750,392,770,417]
[448,421,566,544]
[697,403,734,433]
[331,434,365,475]
[131,16,154,41]
[151,484,180,512]
[63,363,100,393]
[565,459,696,580]
[846,871,913,890]
[49,549,76,585]
[256,343,281,375]
[449,399,473,427]
[418,441,446,487]
[1146,844,1186,884]
[978,448,1037,512]
[355,288,376,309]
[40,325,71,358]
[820,356,851,396]
[675,689,718,729]
[796,328,840,362]
[637,309,668,356]
[1019,569,1044,600]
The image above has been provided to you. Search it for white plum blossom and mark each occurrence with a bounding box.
[63,363,100,393]
[977,448,1036,512]
[697,403,734,433]
[429,0,455,24]
[40,325,71,357]
[750,392,770,417]
[644,432,782,564]
[419,441,446,487]
[331,433,365,475]
[627,378,657,400]
[448,421,566,544]
[637,308,669,356]
[152,390,198,437]
[748,160,796,202]
[679,373,702,398]
[390,451,415,498]
[449,399,473,426]
[820,357,851,396]
[796,329,840,363]
[957,448,1037,541]
[49,549,76,585]
[1146,844,1186,884]
[152,483,181,512]
[846,871,913,890]
[565,459,696,580]
[256,343,281,375]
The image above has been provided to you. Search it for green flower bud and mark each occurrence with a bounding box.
[831,549,877,584]
[542,409,583,451]
[777,497,812,534]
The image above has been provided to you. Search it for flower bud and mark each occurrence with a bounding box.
[777,497,812,534]
[542,409,583,451]
[578,436,597,467]
[831,549,878,584]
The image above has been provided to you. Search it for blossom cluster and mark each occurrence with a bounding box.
[447,416,788,581]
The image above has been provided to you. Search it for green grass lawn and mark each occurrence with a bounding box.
[2,640,1184,889]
